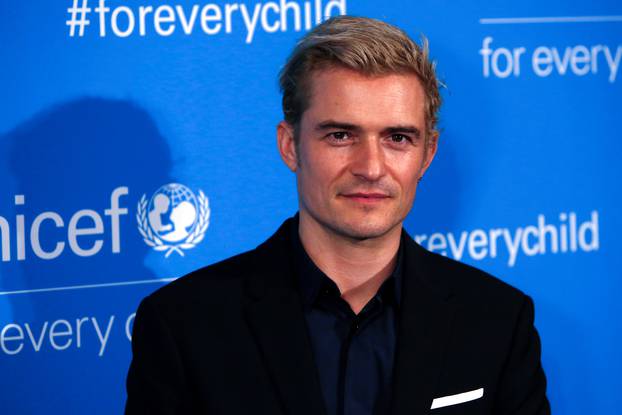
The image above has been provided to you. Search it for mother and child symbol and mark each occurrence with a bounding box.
[139,183,209,257]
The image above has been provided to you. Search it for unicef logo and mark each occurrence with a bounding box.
[137,183,210,257]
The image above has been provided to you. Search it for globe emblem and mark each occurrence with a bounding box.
[147,183,198,243]
[138,183,210,257]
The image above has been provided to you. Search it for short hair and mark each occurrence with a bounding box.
[279,15,442,140]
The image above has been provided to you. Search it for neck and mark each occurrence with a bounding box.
[298,211,401,314]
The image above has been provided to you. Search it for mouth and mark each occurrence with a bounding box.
[340,192,391,203]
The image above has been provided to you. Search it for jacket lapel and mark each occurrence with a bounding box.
[243,219,455,415]
[392,235,457,415]
[244,219,327,415]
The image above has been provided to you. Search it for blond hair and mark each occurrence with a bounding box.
[279,16,442,140]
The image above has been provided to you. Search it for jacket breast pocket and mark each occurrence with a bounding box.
[431,387,484,412]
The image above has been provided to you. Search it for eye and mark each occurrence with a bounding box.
[390,134,411,144]
[325,131,352,144]
[329,131,350,140]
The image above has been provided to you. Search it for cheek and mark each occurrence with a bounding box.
[301,146,347,187]
[388,153,425,191]
[297,154,332,206]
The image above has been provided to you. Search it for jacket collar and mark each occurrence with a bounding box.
[244,216,456,415]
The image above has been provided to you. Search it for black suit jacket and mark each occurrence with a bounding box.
[125,217,550,414]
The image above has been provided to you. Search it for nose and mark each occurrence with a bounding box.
[350,137,386,182]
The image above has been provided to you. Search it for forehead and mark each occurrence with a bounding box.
[303,67,426,127]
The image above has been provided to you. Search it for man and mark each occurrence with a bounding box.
[126,16,550,415]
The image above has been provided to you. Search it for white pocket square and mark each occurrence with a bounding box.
[431,387,484,409]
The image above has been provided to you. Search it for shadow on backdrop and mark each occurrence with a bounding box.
[0,97,173,414]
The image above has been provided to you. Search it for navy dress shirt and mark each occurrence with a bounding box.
[293,229,403,415]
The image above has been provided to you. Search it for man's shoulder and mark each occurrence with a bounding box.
[139,217,294,317]
[410,246,534,336]
[415,242,527,307]
[143,248,257,312]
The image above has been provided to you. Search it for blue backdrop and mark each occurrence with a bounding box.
[1,0,620,413]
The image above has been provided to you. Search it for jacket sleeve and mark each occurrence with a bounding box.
[494,294,551,414]
[125,296,189,415]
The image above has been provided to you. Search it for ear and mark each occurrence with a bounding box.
[277,121,299,172]
[421,130,439,176]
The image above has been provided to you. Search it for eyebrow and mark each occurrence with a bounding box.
[315,120,422,139]
[315,120,362,132]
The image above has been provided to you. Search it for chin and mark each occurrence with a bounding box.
[330,217,398,241]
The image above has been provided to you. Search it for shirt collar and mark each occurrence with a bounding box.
[292,215,404,308]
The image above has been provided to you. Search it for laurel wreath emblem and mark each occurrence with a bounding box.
[137,190,210,258]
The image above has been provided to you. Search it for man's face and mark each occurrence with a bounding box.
[279,67,437,240]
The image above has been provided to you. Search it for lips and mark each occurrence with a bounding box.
[340,192,391,203]
[343,192,389,198]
